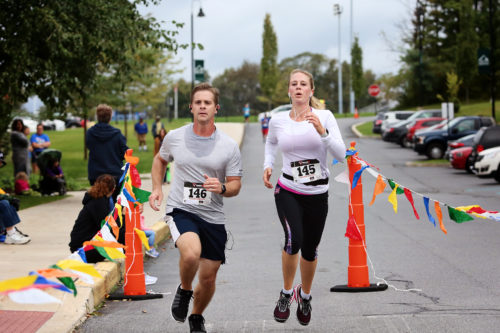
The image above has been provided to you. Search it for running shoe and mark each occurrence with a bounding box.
[188,314,206,333]
[145,247,160,258]
[171,284,193,322]
[4,229,31,244]
[295,285,312,326]
[273,290,293,323]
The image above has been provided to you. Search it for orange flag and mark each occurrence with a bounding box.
[105,215,120,239]
[36,268,79,279]
[369,175,387,206]
[434,202,447,234]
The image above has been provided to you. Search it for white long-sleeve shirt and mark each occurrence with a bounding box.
[263,108,346,195]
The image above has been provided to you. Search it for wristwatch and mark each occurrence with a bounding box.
[220,184,227,195]
[320,129,329,138]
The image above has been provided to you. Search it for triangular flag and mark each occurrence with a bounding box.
[434,202,447,234]
[49,264,77,296]
[115,203,123,226]
[29,272,72,294]
[36,268,78,279]
[83,240,126,249]
[423,197,436,226]
[129,164,142,187]
[448,206,474,223]
[351,165,369,189]
[404,188,420,219]
[388,179,404,194]
[105,215,120,239]
[334,169,350,185]
[57,259,102,279]
[388,184,399,213]
[132,186,151,204]
[369,174,386,206]
[119,163,130,184]
[134,228,151,250]
[0,276,37,294]
[103,246,127,260]
[344,216,363,241]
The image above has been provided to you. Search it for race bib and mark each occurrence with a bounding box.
[290,159,321,183]
[183,182,212,206]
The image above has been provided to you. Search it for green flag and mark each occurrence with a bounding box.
[448,206,474,223]
[132,186,151,204]
[388,179,404,194]
[50,264,77,296]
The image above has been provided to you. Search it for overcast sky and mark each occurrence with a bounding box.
[139,0,415,81]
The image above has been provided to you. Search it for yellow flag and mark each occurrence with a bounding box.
[0,188,5,195]
[0,276,37,293]
[388,184,399,213]
[134,228,151,250]
[115,203,123,227]
[57,259,102,279]
[104,246,127,259]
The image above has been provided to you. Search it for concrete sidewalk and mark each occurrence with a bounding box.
[0,122,244,333]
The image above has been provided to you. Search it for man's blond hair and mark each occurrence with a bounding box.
[96,104,113,123]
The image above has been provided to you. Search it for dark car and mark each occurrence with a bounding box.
[65,116,82,128]
[382,119,413,146]
[372,112,386,134]
[413,116,495,159]
[466,125,500,173]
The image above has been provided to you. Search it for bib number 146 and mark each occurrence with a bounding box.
[183,182,211,205]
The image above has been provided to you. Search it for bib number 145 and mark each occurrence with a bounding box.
[290,159,321,183]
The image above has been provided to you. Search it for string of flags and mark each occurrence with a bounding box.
[0,150,151,304]
[334,147,500,238]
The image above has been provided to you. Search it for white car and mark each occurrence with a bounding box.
[258,104,292,121]
[474,146,500,183]
[380,111,414,134]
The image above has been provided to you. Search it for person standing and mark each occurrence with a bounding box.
[243,103,250,123]
[86,104,128,200]
[151,115,165,139]
[149,83,242,333]
[262,69,346,326]
[30,123,51,173]
[10,119,30,177]
[134,117,148,151]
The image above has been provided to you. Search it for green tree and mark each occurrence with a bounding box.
[456,0,478,103]
[259,13,279,109]
[0,0,184,142]
[351,37,364,108]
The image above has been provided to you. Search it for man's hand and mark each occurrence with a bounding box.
[148,189,163,211]
[203,174,223,193]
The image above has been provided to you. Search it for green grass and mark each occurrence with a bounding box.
[15,194,69,210]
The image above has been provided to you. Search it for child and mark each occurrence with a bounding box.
[42,159,67,195]
[68,174,117,263]
[141,215,160,258]
[14,171,30,195]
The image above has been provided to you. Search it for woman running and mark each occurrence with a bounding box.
[263,69,346,326]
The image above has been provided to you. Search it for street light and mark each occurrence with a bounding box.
[191,0,205,91]
[334,4,343,114]
[349,0,354,114]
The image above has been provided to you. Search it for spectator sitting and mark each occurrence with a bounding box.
[68,174,119,263]
[14,171,40,196]
[140,215,160,258]
[40,160,66,196]
[0,199,31,245]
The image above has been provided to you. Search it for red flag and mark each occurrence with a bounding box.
[404,188,420,220]
[345,216,363,241]
[129,165,142,187]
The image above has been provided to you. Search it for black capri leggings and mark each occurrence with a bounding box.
[274,184,328,261]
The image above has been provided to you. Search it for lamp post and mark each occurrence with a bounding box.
[349,0,355,115]
[191,0,205,91]
[334,4,343,115]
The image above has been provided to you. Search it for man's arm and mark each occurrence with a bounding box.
[148,153,168,211]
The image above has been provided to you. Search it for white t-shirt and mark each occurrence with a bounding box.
[160,124,243,224]
[263,108,346,195]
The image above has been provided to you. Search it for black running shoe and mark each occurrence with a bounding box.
[296,286,312,326]
[273,290,292,323]
[188,314,206,333]
[171,284,193,322]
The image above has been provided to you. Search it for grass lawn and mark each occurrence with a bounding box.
[16,194,69,210]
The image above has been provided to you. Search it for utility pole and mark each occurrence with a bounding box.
[334,4,343,115]
[349,0,355,114]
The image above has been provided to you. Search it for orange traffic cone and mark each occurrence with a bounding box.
[123,204,146,295]
[354,107,359,118]
[331,142,387,292]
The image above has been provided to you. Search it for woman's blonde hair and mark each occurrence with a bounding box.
[288,69,324,109]
[88,174,115,199]
[15,171,28,181]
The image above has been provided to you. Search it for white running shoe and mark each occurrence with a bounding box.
[5,230,31,244]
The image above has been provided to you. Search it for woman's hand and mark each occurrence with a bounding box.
[263,167,273,189]
[305,111,326,136]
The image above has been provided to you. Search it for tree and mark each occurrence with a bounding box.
[0,0,184,141]
[351,37,364,109]
[259,13,279,109]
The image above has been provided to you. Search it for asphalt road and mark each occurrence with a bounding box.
[79,119,500,333]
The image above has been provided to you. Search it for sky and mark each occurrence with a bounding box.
[138,0,415,82]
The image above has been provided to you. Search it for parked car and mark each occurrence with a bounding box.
[466,125,500,174]
[65,116,82,128]
[406,117,445,147]
[372,111,386,134]
[380,111,414,134]
[413,116,495,159]
[449,146,473,171]
[382,119,413,146]
[474,146,500,183]
[443,133,476,161]
[257,104,292,121]
[381,109,442,137]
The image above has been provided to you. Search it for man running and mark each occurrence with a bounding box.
[149,83,242,333]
